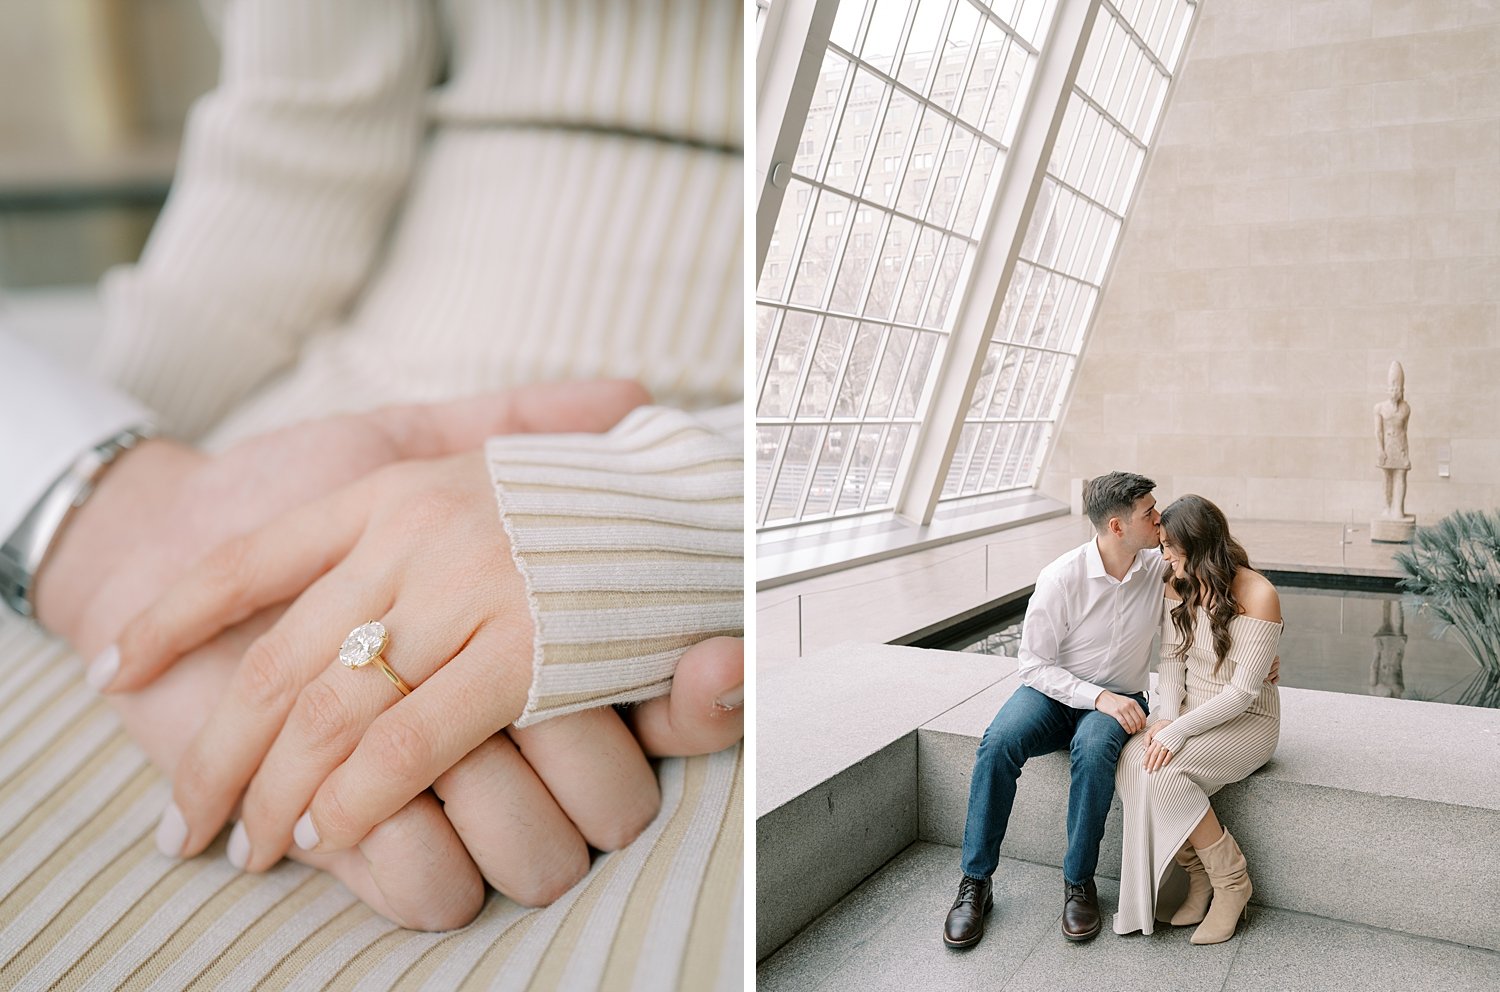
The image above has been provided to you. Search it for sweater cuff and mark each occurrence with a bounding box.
[487,406,743,727]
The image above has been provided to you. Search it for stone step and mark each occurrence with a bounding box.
[758,645,1500,962]
[918,673,1500,952]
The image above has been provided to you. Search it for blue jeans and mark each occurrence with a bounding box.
[959,685,1147,886]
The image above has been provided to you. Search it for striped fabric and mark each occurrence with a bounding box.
[1112,605,1282,936]
[0,614,743,991]
[488,407,743,726]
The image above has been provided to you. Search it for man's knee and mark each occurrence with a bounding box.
[1070,723,1127,769]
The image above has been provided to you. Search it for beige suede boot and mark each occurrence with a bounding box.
[1190,828,1252,944]
[1164,842,1213,926]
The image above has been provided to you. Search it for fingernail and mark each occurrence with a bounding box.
[155,802,187,857]
[86,645,119,691]
[227,821,249,869]
[713,683,744,711]
[293,811,319,851]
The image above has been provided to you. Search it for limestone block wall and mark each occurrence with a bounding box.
[1040,0,1500,524]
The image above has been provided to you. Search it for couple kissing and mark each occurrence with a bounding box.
[945,472,1282,948]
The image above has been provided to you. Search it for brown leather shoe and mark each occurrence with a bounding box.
[943,875,993,948]
[1061,879,1101,941]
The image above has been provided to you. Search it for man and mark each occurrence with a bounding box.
[944,471,1277,947]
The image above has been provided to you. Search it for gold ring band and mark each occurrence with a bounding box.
[339,620,412,696]
[371,654,413,695]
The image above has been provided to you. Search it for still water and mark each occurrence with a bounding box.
[955,584,1492,707]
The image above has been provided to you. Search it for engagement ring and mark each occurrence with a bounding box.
[339,620,412,696]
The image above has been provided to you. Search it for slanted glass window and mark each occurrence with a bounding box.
[756,0,1050,526]
[942,0,1194,500]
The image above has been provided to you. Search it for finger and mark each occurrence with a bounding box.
[291,792,485,932]
[360,380,652,459]
[111,480,376,692]
[509,707,661,852]
[165,559,388,858]
[236,598,470,871]
[626,637,744,757]
[297,620,531,854]
[434,733,591,907]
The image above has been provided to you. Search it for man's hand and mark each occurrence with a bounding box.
[1095,690,1146,734]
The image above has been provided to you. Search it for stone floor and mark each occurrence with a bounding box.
[758,843,1500,992]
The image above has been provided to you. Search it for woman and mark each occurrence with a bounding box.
[1112,494,1282,943]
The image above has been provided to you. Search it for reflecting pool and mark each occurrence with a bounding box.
[952,581,1494,707]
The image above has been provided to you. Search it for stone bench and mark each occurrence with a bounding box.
[757,643,1500,961]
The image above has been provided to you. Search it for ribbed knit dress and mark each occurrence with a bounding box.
[1112,599,1282,936]
[0,3,744,990]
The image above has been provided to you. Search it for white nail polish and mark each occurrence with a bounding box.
[227,821,249,869]
[713,683,744,710]
[86,645,119,691]
[155,802,187,858]
[293,811,319,851]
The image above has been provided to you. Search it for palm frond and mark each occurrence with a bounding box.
[1394,509,1500,679]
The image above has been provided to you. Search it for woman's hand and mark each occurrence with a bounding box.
[1143,719,1174,773]
[112,450,664,880]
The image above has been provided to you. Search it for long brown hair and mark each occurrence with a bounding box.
[1161,494,1253,673]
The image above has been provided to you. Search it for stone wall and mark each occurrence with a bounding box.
[1040,0,1500,523]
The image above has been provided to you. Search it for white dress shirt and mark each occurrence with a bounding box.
[1016,538,1168,710]
[0,331,152,540]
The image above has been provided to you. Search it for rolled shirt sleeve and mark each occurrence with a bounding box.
[485,405,743,727]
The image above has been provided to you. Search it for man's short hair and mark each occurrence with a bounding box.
[1083,471,1155,531]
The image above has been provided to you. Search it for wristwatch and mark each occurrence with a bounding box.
[0,425,157,621]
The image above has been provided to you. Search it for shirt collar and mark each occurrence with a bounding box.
[1087,538,1145,582]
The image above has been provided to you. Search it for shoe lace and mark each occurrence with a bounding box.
[1065,883,1088,904]
[957,877,984,906]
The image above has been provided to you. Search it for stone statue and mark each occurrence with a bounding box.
[1370,599,1406,698]
[1371,360,1415,543]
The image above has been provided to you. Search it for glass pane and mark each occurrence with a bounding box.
[927,125,974,227]
[942,422,977,496]
[870,424,912,506]
[954,142,1001,236]
[922,236,969,328]
[758,310,817,417]
[799,317,857,418]
[869,86,920,207]
[958,23,1006,128]
[757,179,814,302]
[831,0,873,51]
[867,215,915,318]
[837,425,885,511]
[798,51,851,177]
[895,224,941,323]
[802,429,844,517]
[896,330,939,416]
[834,322,885,415]
[755,426,784,508]
[965,423,997,491]
[829,215,881,312]
[896,108,945,217]
[986,37,1031,142]
[980,422,1016,490]
[867,326,914,418]
[790,188,852,306]
[825,69,884,194]
[862,0,912,75]
[984,346,1022,416]
[896,0,950,95]
[931,0,981,114]
[754,304,779,371]
[766,425,821,522]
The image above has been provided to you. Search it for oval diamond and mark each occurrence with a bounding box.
[339,621,387,668]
